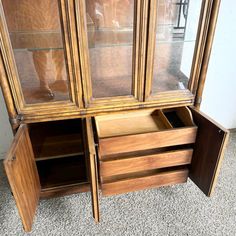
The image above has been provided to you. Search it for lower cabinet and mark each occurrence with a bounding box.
[4,118,99,232]
[4,107,229,232]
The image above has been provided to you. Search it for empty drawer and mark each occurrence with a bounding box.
[95,107,197,157]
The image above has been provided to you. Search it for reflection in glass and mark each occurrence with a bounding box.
[2,0,70,104]
[85,0,134,98]
[152,0,202,93]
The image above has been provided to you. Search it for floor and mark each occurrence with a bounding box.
[0,132,235,236]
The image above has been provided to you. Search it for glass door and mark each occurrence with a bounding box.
[0,0,81,113]
[76,0,146,107]
[145,0,209,103]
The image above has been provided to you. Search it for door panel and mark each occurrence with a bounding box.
[4,125,40,232]
[76,0,145,106]
[145,0,215,103]
[82,118,100,222]
[85,0,135,98]
[1,0,70,104]
[0,0,82,116]
[190,107,229,196]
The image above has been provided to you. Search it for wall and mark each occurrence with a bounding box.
[0,89,13,159]
[201,0,236,129]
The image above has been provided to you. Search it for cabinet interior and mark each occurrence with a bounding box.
[95,107,197,196]
[28,119,88,191]
[95,107,196,138]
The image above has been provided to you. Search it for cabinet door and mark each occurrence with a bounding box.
[0,0,82,116]
[145,0,216,104]
[190,107,229,196]
[4,125,40,232]
[82,118,100,222]
[76,0,146,107]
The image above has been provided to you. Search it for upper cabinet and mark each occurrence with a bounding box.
[0,0,219,120]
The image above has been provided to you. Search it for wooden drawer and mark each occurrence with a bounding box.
[95,106,197,196]
[102,168,189,196]
[100,149,193,179]
[95,107,197,157]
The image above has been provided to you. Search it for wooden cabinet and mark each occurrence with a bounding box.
[0,0,229,232]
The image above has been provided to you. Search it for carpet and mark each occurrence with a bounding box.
[0,132,235,236]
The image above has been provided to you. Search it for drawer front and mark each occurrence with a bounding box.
[99,127,197,157]
[102,168,189,196]
[100,149,193,178]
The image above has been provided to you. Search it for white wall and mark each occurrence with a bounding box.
[201,0,236,129]
[0,89,13,159]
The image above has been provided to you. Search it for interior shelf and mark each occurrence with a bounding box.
[29,119,84,161]
[36,155,88,190]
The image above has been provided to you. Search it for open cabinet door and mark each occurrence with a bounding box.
[82,118,100,222]
[189,107,229,196]
[4,125,40,232]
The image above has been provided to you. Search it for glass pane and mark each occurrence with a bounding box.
[2,0,70,104]
[85,0,134,98]
[152,0,202,93]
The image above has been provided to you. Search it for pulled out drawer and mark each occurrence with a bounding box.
[95,107,197,157]
[95,106,197,196]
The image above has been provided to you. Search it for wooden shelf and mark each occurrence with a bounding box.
[36,155,88,190]
[29,119,84,161]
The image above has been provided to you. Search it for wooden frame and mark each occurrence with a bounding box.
[0,0,221,123]
[75,0,147,108]
[144,0,218,105]
[0,0,83,116]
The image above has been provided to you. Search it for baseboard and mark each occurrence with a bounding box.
[0,152,6,160]
[229,128,236,133]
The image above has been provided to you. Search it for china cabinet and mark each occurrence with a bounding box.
[0,0,229,232]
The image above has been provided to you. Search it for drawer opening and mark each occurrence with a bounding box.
[95,107,196,139]
[162,107,196,128]
[164,111,185,127]
[95,109,174,138]
[36,155,88,191]
[29,119,84,161]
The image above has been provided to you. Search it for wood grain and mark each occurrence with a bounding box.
[95,109,173,138]
[102,168,189,196]
[189,107,229,196]
[99,127,197,156]
[40,182,90,199]
[4,125,40,232]
[100,149,193,177]
[83,118,100,223]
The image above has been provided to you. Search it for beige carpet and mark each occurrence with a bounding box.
[0,132,235,235]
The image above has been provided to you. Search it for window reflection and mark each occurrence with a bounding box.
[2,0,70,104]
[86,0,134,98]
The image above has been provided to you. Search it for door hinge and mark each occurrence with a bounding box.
[9,114,23,126]
[195,97,202,106]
